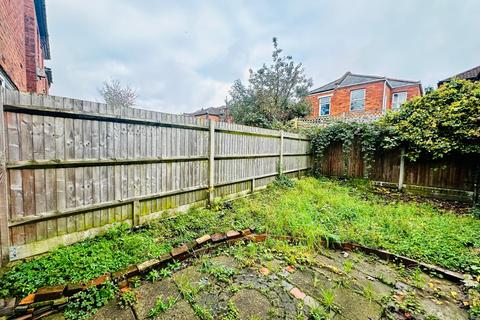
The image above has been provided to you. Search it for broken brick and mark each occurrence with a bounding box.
[34,285,65,302]
[112,265,139,281]
[13,314,32,320]
[171,244,188,258]
[120,287,131,294]
[226,230,241,240]
[286,265,296,273]
[246,233,267,242]
[195,234,211,245]
[137,259,160,273]
[211,233,226,243]
[86,274,111,288]
[290,287,306,300]
[64,283,84,296]
[240,228,252,236]
[259,267,270,276]
[18,294,35,306]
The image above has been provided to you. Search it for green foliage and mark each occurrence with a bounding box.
[309,306,329,320]
[231,178,480,274]
[381,79,480,160]
[223,300,240,320]
[227,38,312,129]
[147,296,177,318]
[64,281,116,320]
[320,289,335,311]
[117,290,137,309]
[2,176,479,307]
[193,304,214,320]
[274,173,295,188]
[146,270,161,282]
[201,260,236,283]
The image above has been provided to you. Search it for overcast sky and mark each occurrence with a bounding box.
[47,0,480,114]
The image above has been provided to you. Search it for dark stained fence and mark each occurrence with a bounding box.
[316,141,476,201]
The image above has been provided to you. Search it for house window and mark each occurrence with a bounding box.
[319,96,331,115]
[392,92,407,110]
[350,89,365,111]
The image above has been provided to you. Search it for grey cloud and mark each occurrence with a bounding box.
[47,0,480,113]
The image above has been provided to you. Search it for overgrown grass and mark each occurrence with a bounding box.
[1,177,479,299]
[232,177,480,274]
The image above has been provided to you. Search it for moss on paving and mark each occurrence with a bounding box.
[1,177,479,299]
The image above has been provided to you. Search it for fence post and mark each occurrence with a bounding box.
[132,200,140,227]
[279,131,284,175]
[0,88,10,265]
[398,148,405,190]
[208,120,215,204]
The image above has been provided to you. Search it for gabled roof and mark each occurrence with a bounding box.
[310,72,420,94]
[438,65,480,86]
[34,0,50,60]
[188,106,228,117]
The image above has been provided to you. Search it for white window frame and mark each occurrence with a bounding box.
[392,91,407,110]
[318,95,331,116]
[350,89,365,111]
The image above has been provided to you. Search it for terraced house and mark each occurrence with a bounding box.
[307,72,422,119]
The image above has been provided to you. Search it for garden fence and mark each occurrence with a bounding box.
[0,89,311,265]
[317,141,477,203]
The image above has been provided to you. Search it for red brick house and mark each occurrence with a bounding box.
[187,106,233,123]
[0,0,51,94]
[307,72,422,118]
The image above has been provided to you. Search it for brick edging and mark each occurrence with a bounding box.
[0,228,266,319]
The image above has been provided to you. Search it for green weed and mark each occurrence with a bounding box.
[147,296,177,318]
[64,281,116,320]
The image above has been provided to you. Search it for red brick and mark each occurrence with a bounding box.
[286,265,296,273]
[240,229,252,236]
[171,244,188,258]
[120,287,131,294]
[259,267,270,276]
[137,259,160,273]
[307,77,422,118]
[112,265,139,281]
[18,294,35,306]
[290,287,306,300]
[34,285,65,302]
[0,0,50,94]
[64,283,84,296]
[226,230,241,240]
[246,233,267,242]
[86,274,111,288]
[211,233,226,243]
[195,234,211,245]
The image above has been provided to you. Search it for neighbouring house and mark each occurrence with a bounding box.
[0,0,51,93]
[307,72,422,119]
[437,65,480,87]
[187,106,232,123]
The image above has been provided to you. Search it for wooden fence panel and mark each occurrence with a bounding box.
[0,90,311,263]
[316,139,475,200]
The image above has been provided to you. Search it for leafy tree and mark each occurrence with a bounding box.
[227,38,312,129]
[98,79,137,108]
[380,79,480,160]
